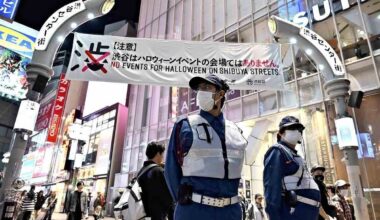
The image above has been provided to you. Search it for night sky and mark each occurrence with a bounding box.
[14,0,141,33]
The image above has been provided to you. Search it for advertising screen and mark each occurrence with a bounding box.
[0,45,29,100]
[358,133,375,159]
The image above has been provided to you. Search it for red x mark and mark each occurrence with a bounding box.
[82,50,110,74]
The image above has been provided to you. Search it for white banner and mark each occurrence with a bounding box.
[67,33,285,90]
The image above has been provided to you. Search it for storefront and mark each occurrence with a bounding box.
[126,0,380,219]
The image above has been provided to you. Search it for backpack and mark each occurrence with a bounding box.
[115,164,158,220]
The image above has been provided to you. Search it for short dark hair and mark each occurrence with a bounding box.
[76,181,84,187]
[146,142,165,159]
[255,194,263,200]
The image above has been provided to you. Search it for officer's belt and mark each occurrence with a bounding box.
[191,193,240,208]
[297,195,320,207]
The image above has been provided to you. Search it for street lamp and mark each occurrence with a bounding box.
[268,15,369,220]
[0,0,115,206]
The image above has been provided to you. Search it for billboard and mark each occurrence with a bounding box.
[358,133,375,159]
[0,45,29,100]
[0,0,21,22]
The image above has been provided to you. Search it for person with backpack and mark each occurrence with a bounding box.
[138,142,174,220]
[165,74,248,220]
[21,185,37,220]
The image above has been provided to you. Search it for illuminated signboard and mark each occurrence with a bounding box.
[0,25,35,59]
[0,0,21,22]
[0,45,29,100]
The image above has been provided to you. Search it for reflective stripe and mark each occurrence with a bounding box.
[182,115,246,179]
[186,148,244,158]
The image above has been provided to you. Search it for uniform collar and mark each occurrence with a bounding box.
[200,110,224,125]
[279,141,298,154]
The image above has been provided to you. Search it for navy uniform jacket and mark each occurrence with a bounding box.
[264,141,320,220]
[165,110,240,200]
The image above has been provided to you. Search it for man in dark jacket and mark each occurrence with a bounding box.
[311,165,337,220]
[139,142,174,220]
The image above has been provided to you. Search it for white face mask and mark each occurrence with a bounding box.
[340,189,349,197]
[282,130,302,145]
[196,91,216,111]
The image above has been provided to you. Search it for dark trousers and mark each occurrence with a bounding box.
[22,211,32,220]
[68,211,82,220]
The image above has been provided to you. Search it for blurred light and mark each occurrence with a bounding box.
[2,158,9,164]
[305,49,313,55]
[3,152,10,158]
[319,64,325,70]
[57,36,65,43]
[71,22,78,29]
[359,30,365,35]
[377,14,380,20]
[342,42,348,47]
[290,38,297,44]
[87,13,95,19]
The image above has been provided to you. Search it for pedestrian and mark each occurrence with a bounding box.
[165,74,248,220]
[113,189,123,220]
[239,193,247,220]
[138,142,173,220]
[21,185,37,220]
[67,181,89,220]
[310,165,338,220]
[264,116,321,220]
[247,194,267,220]
[332,180,353,220]
[34,190,46,219]
[43,191,57,220]
[93,192,105,220]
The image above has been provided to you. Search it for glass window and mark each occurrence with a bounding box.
[336,6,370,61]
[226,32,238,42]
[182,0,192,40]
[214,0,224,33]
[279,82,297,110]
[226,0,238,27]
[153,0,161,19]
[287,0,308,23]
[151,19,159,38]
[298,75,322,105]
[122,149,131,173]
[145,24,152,38]
[158,14,167,39]
[252,0,267,13]
[254,18,271,43]
[146,0,154,25]
[129,147,139,172]
[312,17,340,57]
[346,59,379,91]
[202,0,212,38]
[174,1,183,40]
[149,124,158,141]
[239,25,254,43]
[259,91,277,115]
[242,94,258,119]
[193,0,202,40]
[239,0,251,19]
[226,99,242,122]
[160,0,168,14]
[139,0,148,29]
[166,8,175,39]
[360,0,380,54]
[293,45,318,79]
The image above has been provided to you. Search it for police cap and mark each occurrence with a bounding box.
[189,74,230,92]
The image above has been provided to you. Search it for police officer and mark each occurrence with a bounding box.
[165,74,247,220]
[264,116,321,220]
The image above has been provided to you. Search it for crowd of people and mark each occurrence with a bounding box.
[13,74,359,220]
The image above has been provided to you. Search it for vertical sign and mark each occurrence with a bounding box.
[0,0,21,22]
[34,98,55,131]
[46,74,70,143]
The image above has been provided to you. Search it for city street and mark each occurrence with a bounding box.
[52,213,115,220]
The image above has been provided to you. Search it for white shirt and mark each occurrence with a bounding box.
[248,203,267,220]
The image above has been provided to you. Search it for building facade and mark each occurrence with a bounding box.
[121,0,380,219]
